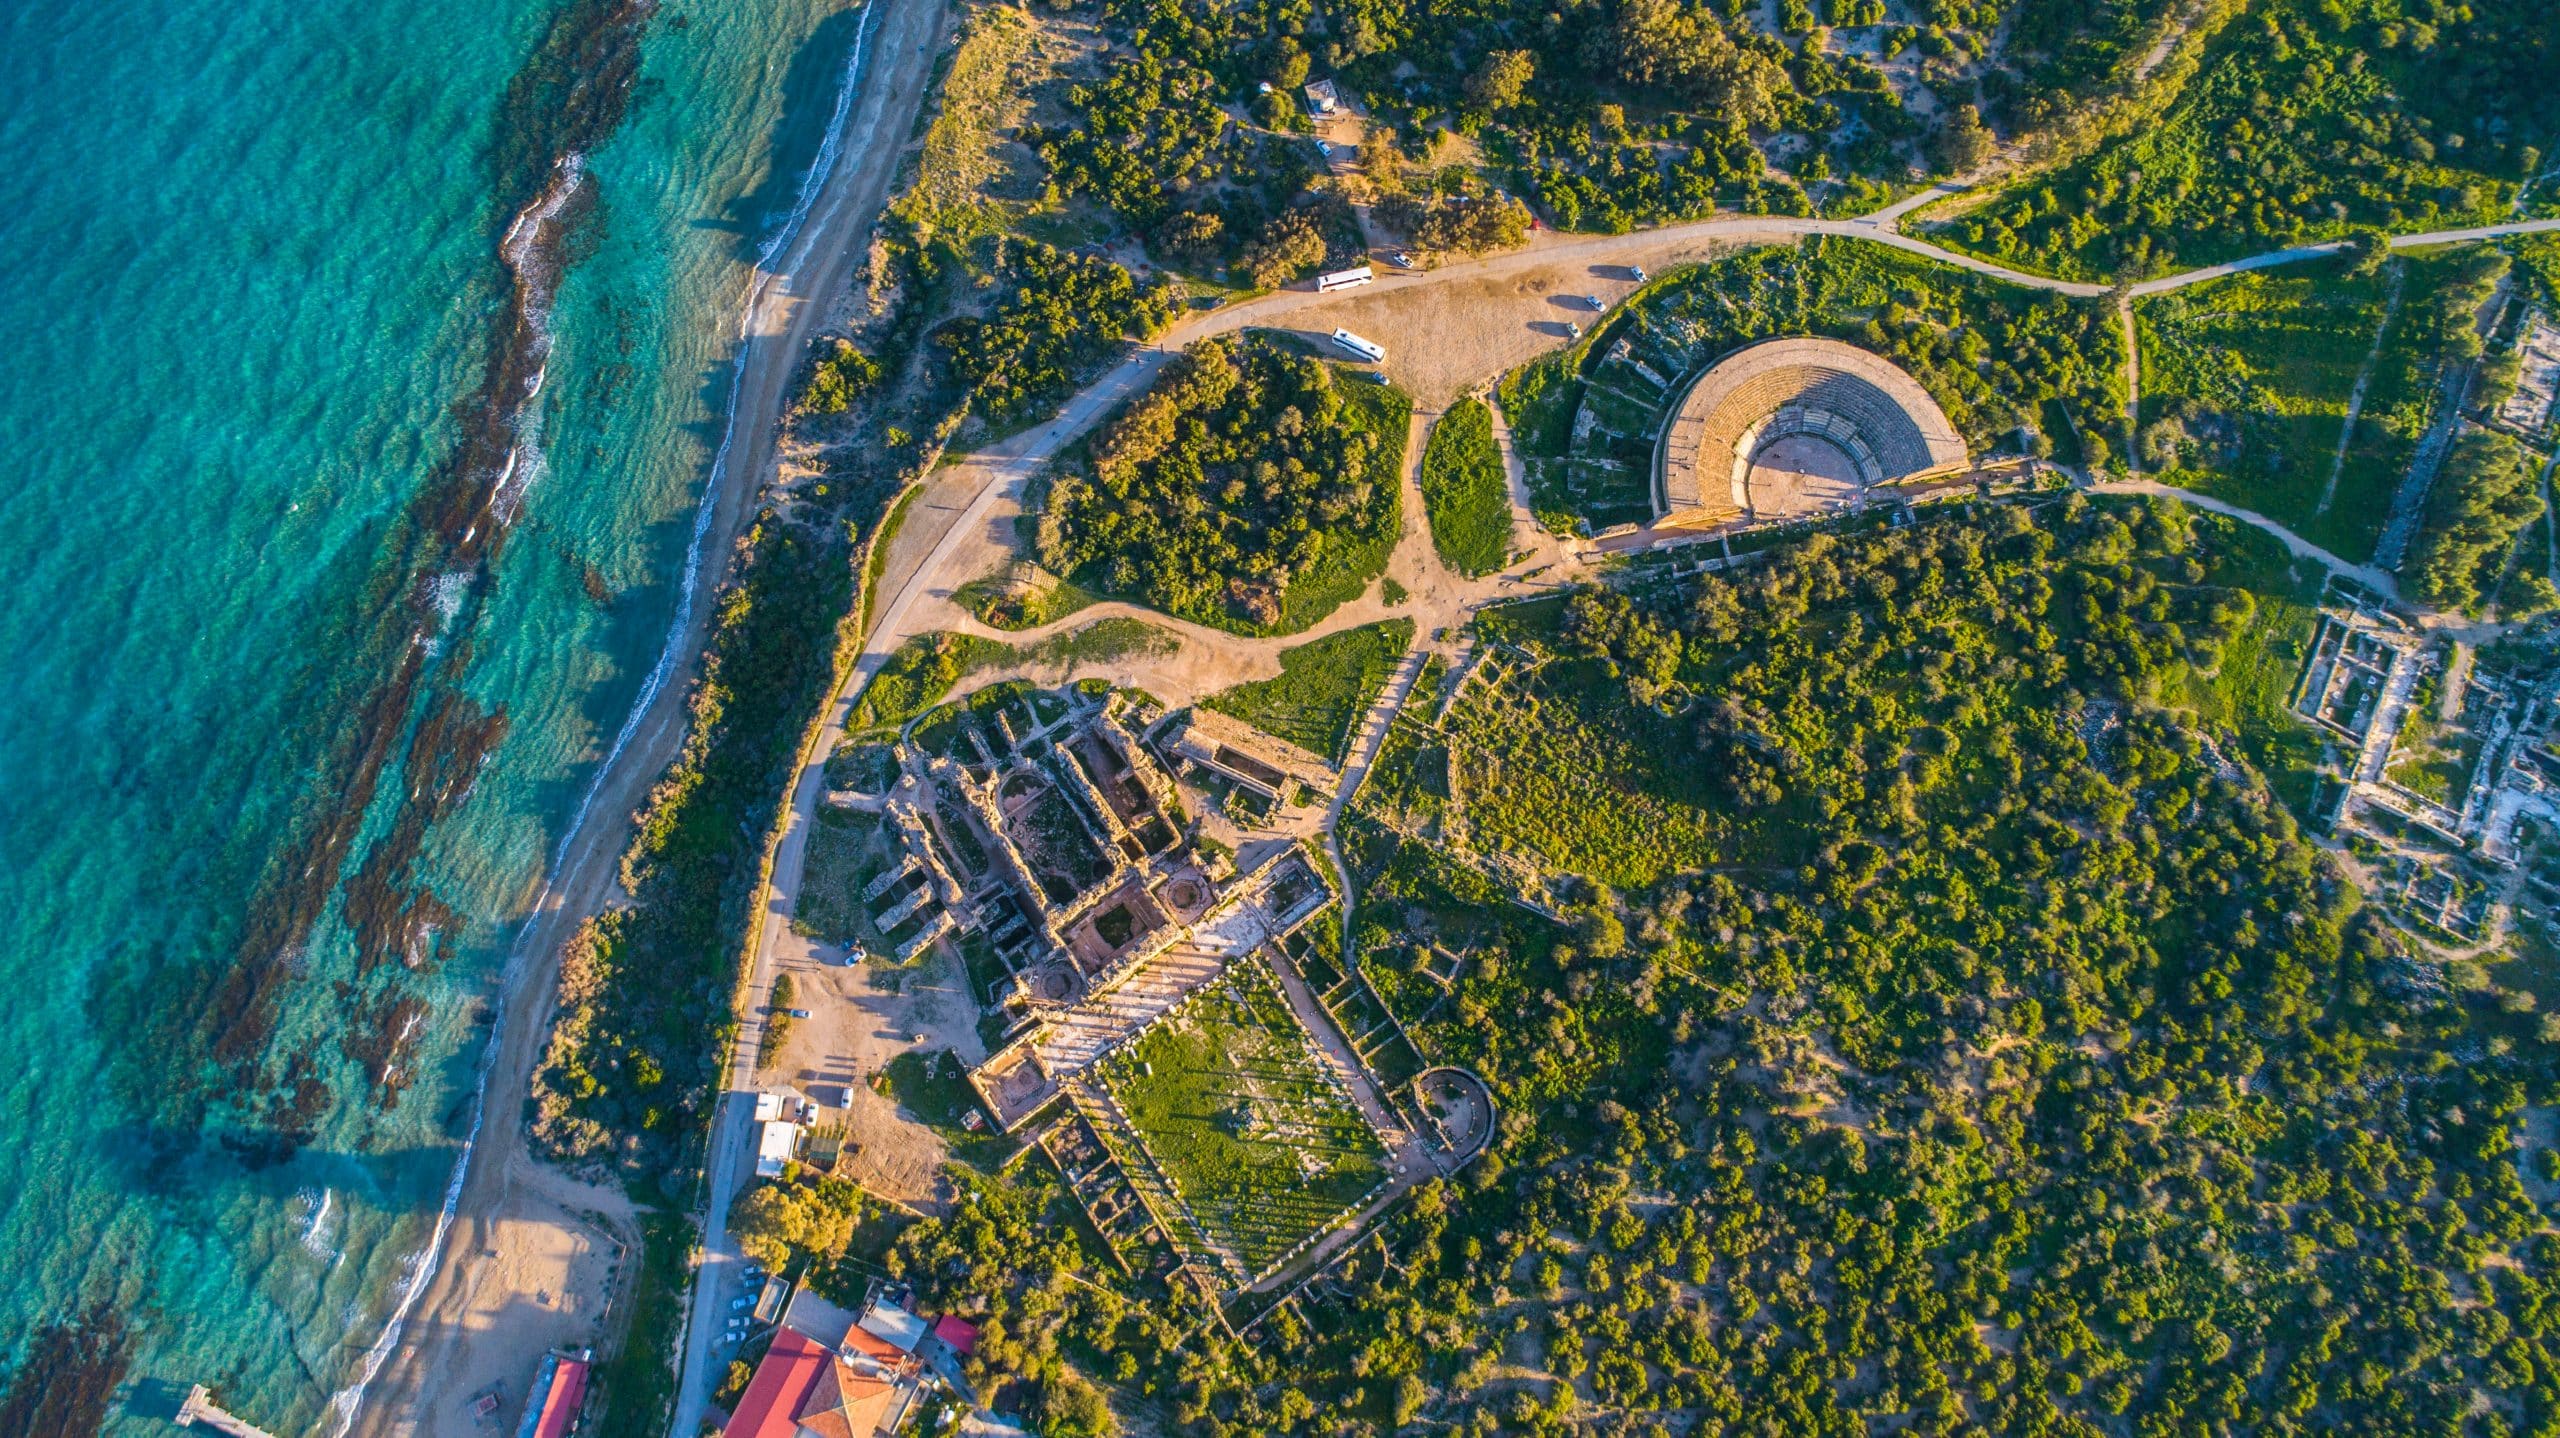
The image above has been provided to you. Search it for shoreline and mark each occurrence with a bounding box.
[342,0,951,1430]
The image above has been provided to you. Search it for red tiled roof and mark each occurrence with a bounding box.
[795,1359,898,1438]
[930,1315,980,1355]
[838,1323,905,1365]
[528,1357,587,1438]
[723,1328,830,1438]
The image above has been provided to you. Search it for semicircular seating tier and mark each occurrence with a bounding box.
[1651,337,1968,530]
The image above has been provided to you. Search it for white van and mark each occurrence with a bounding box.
[1330,328,1387,362]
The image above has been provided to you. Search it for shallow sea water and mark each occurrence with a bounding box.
[0,0,865,1424]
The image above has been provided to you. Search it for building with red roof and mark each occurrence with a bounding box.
[723,1328,832,1438]
[929,1315,980,1356]
[723,1295,924,1438]
[515,1350,589,1438]
[793,1359,900,1438]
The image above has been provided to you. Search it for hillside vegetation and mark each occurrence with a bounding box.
[1037,335,1411,634]
[1938,0,2556,278]
[867,499,2560,1438]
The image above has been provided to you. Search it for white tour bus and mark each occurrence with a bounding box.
[1315,265,1375,293]
[1330,328,1387,362]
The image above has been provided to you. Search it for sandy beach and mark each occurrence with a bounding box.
[342,0,952,1431]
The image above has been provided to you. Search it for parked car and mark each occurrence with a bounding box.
[1388,251,1414,269]
[1585,294,1604,310]
[1567,322,1583,339]
[730,1296,752,1311]
[1629,266,1647,282]
[786,1007,812,1019]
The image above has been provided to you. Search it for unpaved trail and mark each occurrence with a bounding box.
[2092,478,2401,595]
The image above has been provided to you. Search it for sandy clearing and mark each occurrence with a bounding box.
[754,935,991,1213]
[345,0,954,1432]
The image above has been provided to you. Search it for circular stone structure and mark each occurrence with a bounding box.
[1652,337,1968,530]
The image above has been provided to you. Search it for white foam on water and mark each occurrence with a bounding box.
[300,1187,341,1263]
[560,0,883,866]
[428,572,472,629]
[324,10,890,1431]
[321,153,592,1438]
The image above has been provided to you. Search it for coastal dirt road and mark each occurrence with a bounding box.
[343,0,953,1433]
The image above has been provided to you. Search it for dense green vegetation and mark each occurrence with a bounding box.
[864,499,2560,1438]
[1037,335,1411,634]
[1200,619,1414,764]
[1506,239,2121,532]
[1938,0,2557,278]
[937,245,1184,430]
[530,509,875,1178]
[1327,498,2560,1435]
[731,1171,870,1272]
[2408,427,2547,612]
[2136,245,2503,559]
[796,336,882,417]
[1416,399,1513,575]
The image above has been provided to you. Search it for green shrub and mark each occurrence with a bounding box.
[1418,399,1514,575]
[1038,335,1410,634]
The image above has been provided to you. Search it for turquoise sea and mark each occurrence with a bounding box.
[0,0,874,1427]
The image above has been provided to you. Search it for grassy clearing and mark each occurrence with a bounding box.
[887,6,1035,249]
[850,632,1012,734]
[851,621,1175,734]
[1418,399,1513,576]
[822,740,899,794]
[793,807,895,951]
[1442,653,1737,889]
[881,1048,1017,1172]
[1021,615,1177,672]
[952,564,1100,631]
[2136,250,2496,561]
[2168,517,2330,817]
[2137,258,2398,555]
[1201,619,1414,764]
[1100,963,1385,1275]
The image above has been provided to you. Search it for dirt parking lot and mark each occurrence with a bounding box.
[1273,234,1764,408]
[762,930,991,1213]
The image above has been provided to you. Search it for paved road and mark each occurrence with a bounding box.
[658,0,955,1430]
[669,195,2560,1431]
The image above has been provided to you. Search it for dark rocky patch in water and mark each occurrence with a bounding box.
[103,0,664,1157]
[0,1305,131,1438]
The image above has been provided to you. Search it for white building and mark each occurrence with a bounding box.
[755,1119,802,1178]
